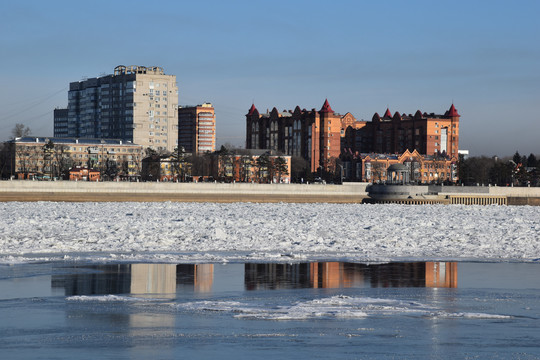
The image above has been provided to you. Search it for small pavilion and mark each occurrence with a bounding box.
[386,164,410,184]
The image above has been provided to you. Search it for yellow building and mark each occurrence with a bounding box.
[2,137,143,180]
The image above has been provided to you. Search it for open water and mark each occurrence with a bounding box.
[1,261,539,359]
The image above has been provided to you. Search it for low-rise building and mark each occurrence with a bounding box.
[340,149,457,184]
[212,150,291,183]
[1,137,144,180]
[69,166,101,181]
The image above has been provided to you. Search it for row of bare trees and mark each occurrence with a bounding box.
[458,152,540,186]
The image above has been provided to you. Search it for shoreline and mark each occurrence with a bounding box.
[1,181,539,204]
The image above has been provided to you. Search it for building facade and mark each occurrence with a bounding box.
[53,108,69,137]
[246,100,349,173]
[54,65,179,152]
[211,150,291,183]
[178,103,216,154]
[246,100,460,175]
[340,149,458,183]
[346,105,460,158]
[1,137,143,180]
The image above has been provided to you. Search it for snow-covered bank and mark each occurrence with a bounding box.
[0,202,539,264]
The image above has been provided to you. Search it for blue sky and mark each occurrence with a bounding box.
[1,0,539,156]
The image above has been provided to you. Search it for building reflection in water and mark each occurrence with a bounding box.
[244,262,457,290]
[52,264,214,297]
[51,262,456,296]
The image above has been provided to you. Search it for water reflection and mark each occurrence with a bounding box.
[51,262,456,296]
[245,262,457,290]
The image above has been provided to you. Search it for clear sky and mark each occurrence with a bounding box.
[1,0,539,157]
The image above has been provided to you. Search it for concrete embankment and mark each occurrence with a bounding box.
[367,184,540,206]
[1,181,539,204]
[0,181,370,203]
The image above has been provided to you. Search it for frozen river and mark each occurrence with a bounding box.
[1,202,540,263]
[1,261,539,359]
[1,202,539,358]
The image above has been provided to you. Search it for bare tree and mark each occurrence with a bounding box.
[11,124,31,139]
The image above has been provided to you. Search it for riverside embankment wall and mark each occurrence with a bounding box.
[435,185,540,206]
[1,181,539,204]
[0,181,370,203]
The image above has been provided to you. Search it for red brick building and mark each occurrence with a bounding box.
[246,100,353,173]
[246,100,460,176]
[349,104,461,158]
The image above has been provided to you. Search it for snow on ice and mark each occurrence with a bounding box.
[0,201,539,264]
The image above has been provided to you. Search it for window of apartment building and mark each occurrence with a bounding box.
[435,123,439,127]
[435,130,439,134]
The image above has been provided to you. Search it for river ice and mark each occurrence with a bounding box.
[0,202,539,264]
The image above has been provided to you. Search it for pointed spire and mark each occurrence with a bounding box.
[247,103,257,115]
[383,108,392,118]
[447,104,460,117]
[319,99,334,113]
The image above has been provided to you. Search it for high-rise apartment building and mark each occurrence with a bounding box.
[55,65,179,152]
[53,108,68,137]
[178,103,216,153]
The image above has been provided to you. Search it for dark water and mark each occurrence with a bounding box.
[1,261,539,359]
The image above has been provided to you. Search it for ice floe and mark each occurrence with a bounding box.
[0,202,539,264]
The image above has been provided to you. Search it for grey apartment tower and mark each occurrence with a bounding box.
[54,65,179,152]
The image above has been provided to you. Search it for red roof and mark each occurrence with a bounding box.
[319,99,334,113]
[247,104,257,115]
[383,108,392,118]
[447,104,460,117]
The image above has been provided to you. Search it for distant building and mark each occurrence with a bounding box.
[1,137,143,180]
[55,65,179,152]
[246,100,352,173]
[211,150,291,183]
[69,166,100,181]
[458,149,469,160]
[53,108,69,137]
[141,153,192,182]
[178,103,216,154]
[340,149,458,183]
[246,100,460,175]
[353,105,461,158]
